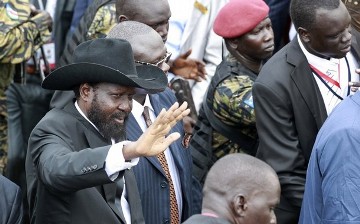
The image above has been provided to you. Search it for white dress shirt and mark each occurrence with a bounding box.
[298,35,359,114]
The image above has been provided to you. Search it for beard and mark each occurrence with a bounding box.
[87,97,128,142]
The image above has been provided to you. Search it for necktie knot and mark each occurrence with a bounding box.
[142,106,153,128]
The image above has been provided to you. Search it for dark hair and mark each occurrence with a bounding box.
[290,0,340,31]
[73,83,98,99]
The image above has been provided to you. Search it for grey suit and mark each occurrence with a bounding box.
[25,102,144,224]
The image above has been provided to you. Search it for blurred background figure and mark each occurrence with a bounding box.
[0,0,52,175]
[166,0,228,115]
[264,0,291,53]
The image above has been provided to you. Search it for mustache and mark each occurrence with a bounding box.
[111,111,130,120]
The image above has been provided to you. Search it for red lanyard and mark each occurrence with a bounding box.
[309,63,340,88]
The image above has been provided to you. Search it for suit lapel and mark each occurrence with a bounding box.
[181,0,208,47]
[63,103,126,223]
[125,170,145,224]
[287,38,327,128]
[127,98,166,176]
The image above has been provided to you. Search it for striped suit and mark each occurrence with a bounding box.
[126,88,202,224]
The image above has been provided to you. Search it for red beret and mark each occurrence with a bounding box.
[213,0,270,38]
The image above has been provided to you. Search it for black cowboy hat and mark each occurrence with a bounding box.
[42,38,168,93]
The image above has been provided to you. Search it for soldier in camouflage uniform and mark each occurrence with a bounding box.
[189,0,274,184]
[0,0,52,174]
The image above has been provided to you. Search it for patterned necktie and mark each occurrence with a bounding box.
[142,106,180,223]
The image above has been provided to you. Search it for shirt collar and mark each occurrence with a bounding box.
[131,94,154,118]
[74,101,99,132]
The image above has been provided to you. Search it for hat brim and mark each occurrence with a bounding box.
[42,62,168,94]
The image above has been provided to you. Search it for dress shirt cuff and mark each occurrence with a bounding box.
[105,141,139,181]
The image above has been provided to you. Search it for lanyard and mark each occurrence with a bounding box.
[309,56,351,100]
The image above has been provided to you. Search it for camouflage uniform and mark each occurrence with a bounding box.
[87,3,116,39]
[211,55,257,158]
[190,54,258,184]
[0,0,51,174]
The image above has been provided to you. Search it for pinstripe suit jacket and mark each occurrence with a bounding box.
[126,88,202,224]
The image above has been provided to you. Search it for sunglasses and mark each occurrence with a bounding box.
[135,51,172,67]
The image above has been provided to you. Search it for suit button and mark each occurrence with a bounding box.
[160,181,167,188]
[163,219,169,224]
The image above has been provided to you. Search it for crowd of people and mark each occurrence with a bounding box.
[1,0,360,223]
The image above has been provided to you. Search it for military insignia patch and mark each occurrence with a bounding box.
[243,94,254,108]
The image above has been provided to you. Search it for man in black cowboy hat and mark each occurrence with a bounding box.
[25,38,190,224]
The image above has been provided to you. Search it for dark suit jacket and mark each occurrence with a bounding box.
[126,88,202,224]
[0,175,23,224]
[252,37,328,224]
[25,102,144,224]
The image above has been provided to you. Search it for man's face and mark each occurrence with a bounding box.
[238,180,280,224]
[303,3,352,59]
[235,17,274,61]
[131,0,171,43]
[87,83,135,141]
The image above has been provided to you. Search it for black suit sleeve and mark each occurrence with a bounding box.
[253,81,306,208]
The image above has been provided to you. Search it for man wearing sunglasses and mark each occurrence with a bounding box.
[106,20,202,224]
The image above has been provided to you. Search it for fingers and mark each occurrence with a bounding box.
[162,132,181,147]
[349,81,360,87]
[349,81,360,92]
[180,49,192,59]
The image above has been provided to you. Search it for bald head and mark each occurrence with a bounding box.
[203,154,280,224]
[205,153,278,195]
[115,0,171,42]
[107,21,166,64]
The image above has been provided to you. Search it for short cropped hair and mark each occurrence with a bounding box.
[290,0,340,31]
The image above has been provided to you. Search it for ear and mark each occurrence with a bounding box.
[225,38,239,50]
[118,15,129,23]
[232,194,247,217]
[79,83,93,102]
[298,27,311,43]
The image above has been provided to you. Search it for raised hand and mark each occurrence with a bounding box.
[123,102,190,159]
